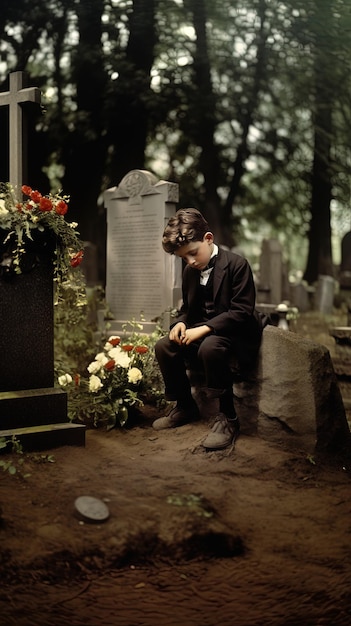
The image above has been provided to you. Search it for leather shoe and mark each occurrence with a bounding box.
[152,404,199,430]
[202,413,239,450]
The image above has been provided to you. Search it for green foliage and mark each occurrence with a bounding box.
[166,493,214,518]
[0,436,23,475]
[55,289,166,429]
[0,183,84,295]
[0,436,55,477]
[54,285,97,376]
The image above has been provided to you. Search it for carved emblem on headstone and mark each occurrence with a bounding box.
[116,169,160,204]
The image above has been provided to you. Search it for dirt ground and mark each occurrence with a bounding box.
[1,313,351,626]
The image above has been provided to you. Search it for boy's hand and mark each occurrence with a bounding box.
[169,322,187,345]
[180,325,212,345]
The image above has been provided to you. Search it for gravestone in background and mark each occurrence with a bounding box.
[104,170,182,333]
[256,238,285,305]
[340,231,351,290]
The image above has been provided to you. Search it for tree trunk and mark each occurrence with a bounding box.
[223,0,268,246]
[62,0,107,242]
[106,0,157,186]
[59,0,108,281]
[303,0,334,284]
[185,0,223,241]
[303,107,333,283]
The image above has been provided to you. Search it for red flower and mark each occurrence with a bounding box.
[121,344,134,352]
[134,345,148,354]
[30,190,42,203]
[16,202,24,212]
[109,337,121,346]
[70,250,84,267]
[74,374,81,386]
[55,200,68,216]
[21,185,32,196]
[39,197,53,212]
[104,359,116,371]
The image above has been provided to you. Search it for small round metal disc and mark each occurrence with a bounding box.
[74,496,110,523]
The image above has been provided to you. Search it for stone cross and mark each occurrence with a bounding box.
[0,72,85,450]
[0,71,41,193]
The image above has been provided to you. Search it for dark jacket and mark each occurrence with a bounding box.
[175,247,269,373]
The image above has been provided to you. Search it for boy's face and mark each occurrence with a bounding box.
[174,232,214,271]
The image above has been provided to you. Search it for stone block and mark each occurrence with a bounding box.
[190,326,351,457]
[234,326,351,456]
[0,387,67,429]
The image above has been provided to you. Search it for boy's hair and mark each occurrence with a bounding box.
[162,208,210,254]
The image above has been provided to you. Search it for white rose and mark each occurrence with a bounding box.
[87,360,103,375]
[89,374,104,393]
[95,352,108,364]
[58,373,73,386]
[107,346,122,359]
[0,199,9,215]
[108,347,131,368]
[128,367,143,384]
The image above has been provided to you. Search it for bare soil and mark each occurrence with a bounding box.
[1,313,351,626]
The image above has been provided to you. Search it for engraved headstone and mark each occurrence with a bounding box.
[104,170,182,332]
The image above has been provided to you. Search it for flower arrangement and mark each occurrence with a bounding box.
[87,335,148,425]
[0,182,84,299]
[58,319,165,429]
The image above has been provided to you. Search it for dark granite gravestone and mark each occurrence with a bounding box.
[0,246,84,449]
[0,72,85,450]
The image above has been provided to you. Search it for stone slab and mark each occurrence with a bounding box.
[104,170,182,326]
[0,387,67,429]
[0,422,86,451]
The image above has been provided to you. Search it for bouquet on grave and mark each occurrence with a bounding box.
[58,321,165,429]
[0,182,85,303]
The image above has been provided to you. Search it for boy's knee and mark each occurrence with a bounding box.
[155,335,170,356]
[198,335,225,360]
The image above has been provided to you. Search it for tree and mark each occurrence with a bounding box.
[106,0,157,186]
[222,0,269,247]
[304,0,350,282]
[180,0,223,240]
[0,0,350,283]
[61,0,108,244]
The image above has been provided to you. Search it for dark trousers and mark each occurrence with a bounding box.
[155,334,237,402]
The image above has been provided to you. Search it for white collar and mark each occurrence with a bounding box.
[201,244,218,274]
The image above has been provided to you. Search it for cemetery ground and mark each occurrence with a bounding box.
[1,313,351,626]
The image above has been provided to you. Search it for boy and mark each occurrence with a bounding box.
[153,208,267,450]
